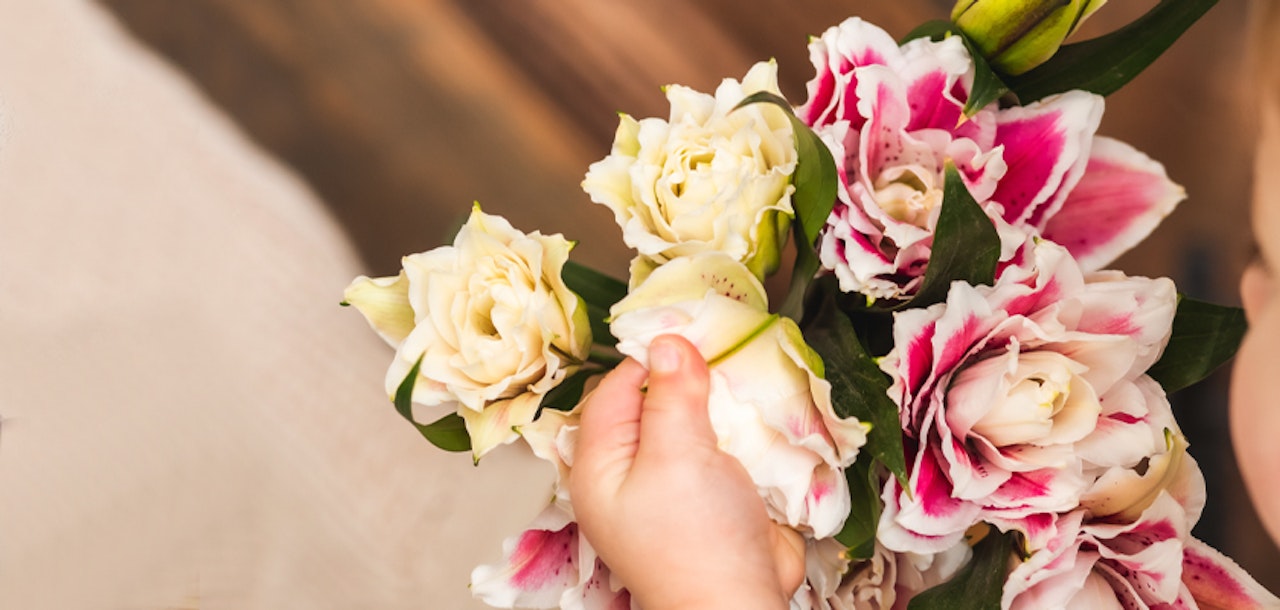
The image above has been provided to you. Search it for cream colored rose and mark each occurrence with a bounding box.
[582,60,797,286]
[343,206,591,459]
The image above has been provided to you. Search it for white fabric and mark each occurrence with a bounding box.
[0,1,552,607]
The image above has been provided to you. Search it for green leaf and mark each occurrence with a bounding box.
[957,35,1012,117]
[417,413,471,453]
[563,260,626,346]
[881,161,999,312]
[539,367,599,413]
[779,232,821,322]
[563,260,627,312]
[804,287,908,488]
[1005,0,1218,102]
[901,21,1009,117]
[835,456,882,559]
[394,354,471,452]
[584,302,617,348]
[734,90,839,322]
[1147,296,1247,393]
[908,529,1015,610]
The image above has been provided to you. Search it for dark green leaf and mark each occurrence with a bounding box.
[779,230,822,322]
[1148,296,1247,393]
[585,302,617,348]
[394,354,472,452]
[901,21,1009,117]
[1005,0,1218,102]
[957,35,1012,117]
[563,260,627,312]
[804,288,908,487]
[908,530,1015,610]
[835,456,882,559]
[882,162,999,312]
[417,413,471,453]
[539,367,599,413]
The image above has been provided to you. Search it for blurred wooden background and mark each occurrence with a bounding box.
[98,0,1275,591]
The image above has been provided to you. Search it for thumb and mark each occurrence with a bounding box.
[638,334,714,455]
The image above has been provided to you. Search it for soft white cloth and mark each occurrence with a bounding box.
[0,1,552,608]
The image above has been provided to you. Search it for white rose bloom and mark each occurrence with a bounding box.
[583,60,798,286]
[343,206,591,459]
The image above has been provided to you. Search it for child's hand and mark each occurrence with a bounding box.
[569,334,806,610]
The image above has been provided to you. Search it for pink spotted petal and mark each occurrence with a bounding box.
[1180,537,1280,609]
[896,34,972,132]
[471,505,582,608]
[1043,136,1186,271]
[989,91,1102,227]
[565,558,634,610]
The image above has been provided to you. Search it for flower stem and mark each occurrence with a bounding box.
[588,348,624,367]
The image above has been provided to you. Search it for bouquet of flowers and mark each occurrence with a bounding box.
[342,0,1280,607]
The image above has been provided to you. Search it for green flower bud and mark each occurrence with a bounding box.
[952,0,1107,75]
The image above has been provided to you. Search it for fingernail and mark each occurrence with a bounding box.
[650,337,681,374]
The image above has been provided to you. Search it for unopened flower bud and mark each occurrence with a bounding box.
[951,0,1107,75]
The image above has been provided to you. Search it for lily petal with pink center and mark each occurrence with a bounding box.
[798,18,1181,302]
[1042,136,1186,272]
[878,240,1179,554]
[470,503,589,609]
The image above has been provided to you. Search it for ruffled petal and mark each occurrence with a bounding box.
[799,17,899,128]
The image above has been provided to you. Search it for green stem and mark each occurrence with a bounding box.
[588,348,624,367]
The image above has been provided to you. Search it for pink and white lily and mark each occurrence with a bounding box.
[470,502,634,610]
[798,17,1183,300]
[1004,480,1278,608]
[877,240,1179,554]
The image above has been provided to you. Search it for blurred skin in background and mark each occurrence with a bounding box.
[1232,0,1280,547]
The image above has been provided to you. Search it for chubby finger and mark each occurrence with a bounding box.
[637,334,714,456]
[771,523,807,597]
[570,358,648,502]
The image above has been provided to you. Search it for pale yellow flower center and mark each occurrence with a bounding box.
[873,164,942,227]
